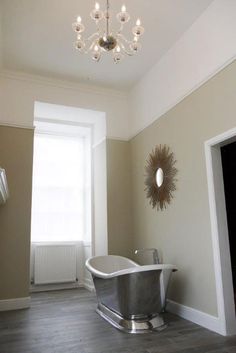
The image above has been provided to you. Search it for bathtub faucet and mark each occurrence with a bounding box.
[134,248,160,264]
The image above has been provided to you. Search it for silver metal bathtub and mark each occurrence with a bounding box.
[86,255,177,333]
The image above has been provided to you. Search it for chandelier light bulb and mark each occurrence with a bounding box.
[117,3,130,23]
[92,49,101,61]
[134,36,138,42]
[94,45,99,51]
[72,17,85,33]
[74,38,85,51]
[132,18,144,36]
[113,51,123,64]
[116,46,121,52]
[130,40,141,53]
[90,2,103,21]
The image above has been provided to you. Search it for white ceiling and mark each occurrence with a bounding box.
[0,0,214,89]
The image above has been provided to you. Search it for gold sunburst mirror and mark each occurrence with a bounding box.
[145,145,177,211]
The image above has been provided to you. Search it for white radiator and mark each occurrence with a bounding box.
[34,244,77,285]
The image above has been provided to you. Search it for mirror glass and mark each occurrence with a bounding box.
[156,168,164,187]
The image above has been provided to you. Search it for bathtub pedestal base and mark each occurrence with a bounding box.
[96,303,167,334]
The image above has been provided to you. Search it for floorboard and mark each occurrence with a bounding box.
[0,289,235,353]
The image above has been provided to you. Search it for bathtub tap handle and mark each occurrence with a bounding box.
[134,248,159,264]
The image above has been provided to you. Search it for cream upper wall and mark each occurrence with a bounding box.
[130,60,236,316]
[0,1,235,142]
[129,0,236,138]
[0,71,130,140]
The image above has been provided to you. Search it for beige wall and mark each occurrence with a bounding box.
[130,60,236,316]
[106,139,133,258]
[0,126,33,300]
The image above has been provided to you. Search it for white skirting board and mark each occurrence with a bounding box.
[166,299,222,335]
[83,278,95,292]
[0,297,30,311]
[30,279,94,293]
[30,282,81,293]
[0,292,222,335]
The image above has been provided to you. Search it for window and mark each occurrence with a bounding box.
[31,131,90,242]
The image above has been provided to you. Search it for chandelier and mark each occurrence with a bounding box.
[72,0,144,63]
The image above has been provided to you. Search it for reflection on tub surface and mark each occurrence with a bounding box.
[86,255,177,333]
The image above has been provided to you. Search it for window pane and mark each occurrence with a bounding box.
[31,134,85,242]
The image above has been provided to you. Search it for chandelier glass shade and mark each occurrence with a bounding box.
[72,0,144,63]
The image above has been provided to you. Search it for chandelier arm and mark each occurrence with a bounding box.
[117,32,133,45]
[85,32,100,42]
[80,34,99,54]
[95,21,103,36]
[83,39,99,54]
[88,42,96,52]
[117,23,124,35]
[118,40,134,56]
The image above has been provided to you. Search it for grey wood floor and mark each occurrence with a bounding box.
[0,289,236,353]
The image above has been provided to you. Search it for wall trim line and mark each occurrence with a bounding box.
[166,299,222,334]
[93,136,129,148]
[0,121,34,130]
[106,135,129,142]
[93,137,106,148]
[0,297,31,311]
[0,124,129,143]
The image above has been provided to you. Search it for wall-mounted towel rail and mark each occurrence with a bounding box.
[0,168,9,204]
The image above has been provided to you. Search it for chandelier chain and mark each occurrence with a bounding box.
[106,0,109,37]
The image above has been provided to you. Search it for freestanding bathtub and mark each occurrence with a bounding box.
[86,255,177,333]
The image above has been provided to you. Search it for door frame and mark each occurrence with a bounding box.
[205,127,236,335]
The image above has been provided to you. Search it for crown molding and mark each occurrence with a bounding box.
[0,69,127,99]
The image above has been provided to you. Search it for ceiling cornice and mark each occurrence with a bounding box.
[0,69,128,99]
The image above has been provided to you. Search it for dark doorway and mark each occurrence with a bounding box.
[221,141,236,303]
